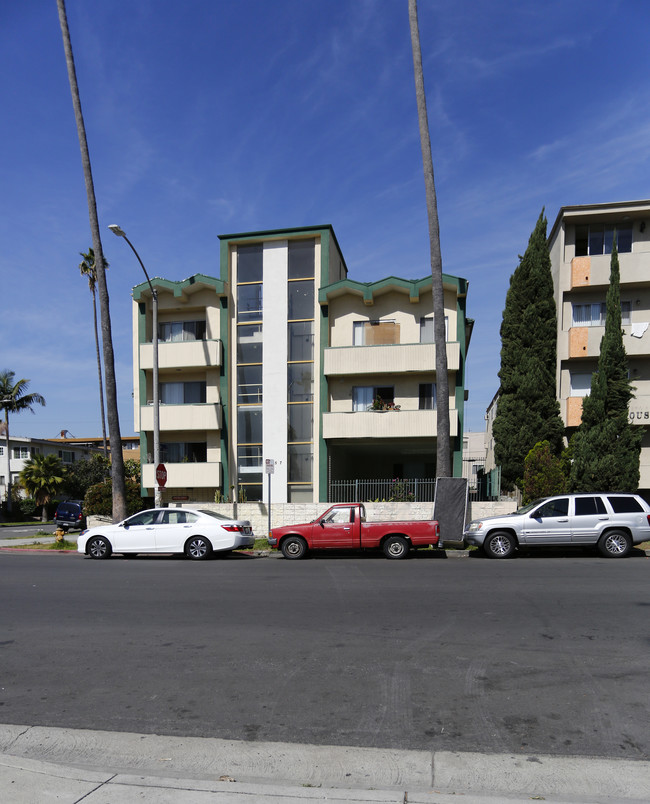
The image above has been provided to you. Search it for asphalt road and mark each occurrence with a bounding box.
[1,549,648,762]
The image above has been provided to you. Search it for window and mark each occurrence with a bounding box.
[160,442,207,462]
[237,323,263,364]
[237,285,263,322]
[238,407,263,444]
[288,238,315,279]
[288,363,313,402]
[420,316,448,343]
[127,510,159,526]
[14,447,30,459]
[534,498,569,518]
[353,320,400,346]
[237,243,263,282]
[159,320,206,342]
[237,365,262,404]
[288,321,314,361]
[288,444,312,482]
[419,383,436,410]
[352,386,394,411]
[572,301,631,327]
[575,224,632,256]
[570,373,592,398]
[159,381,206,404]
[288,404,313,442]
[58,450,75,463]
[160,510,195,525]
[574,496,607,516]
[288,280,314,320]
[0,446,3,456]
[607,495,644,513]
[322,506,354,524]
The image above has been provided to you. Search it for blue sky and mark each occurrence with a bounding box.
[1,0,649,440]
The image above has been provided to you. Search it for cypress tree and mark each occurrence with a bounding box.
[493,211,565,489]
[569,240,643,491]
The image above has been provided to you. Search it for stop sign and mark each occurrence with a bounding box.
[155,463,167,488]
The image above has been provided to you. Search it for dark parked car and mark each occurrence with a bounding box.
[54,500,86,532]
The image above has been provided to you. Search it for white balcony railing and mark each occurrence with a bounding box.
[140,339,222,370]
[323,342,460,376]
[142,461,222,489]
[140,402,222,432]
[322,408,458,439]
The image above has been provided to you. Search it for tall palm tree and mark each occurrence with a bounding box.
[19,454,65,522]
[56,0,126,521]
[408,0,451,477]
[79,247,108,456]
[0,370,46,515]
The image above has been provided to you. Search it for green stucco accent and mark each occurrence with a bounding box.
[318,232,331,502]
[219,297,230,496]
[132,273,226,300]
[318,273,466,306]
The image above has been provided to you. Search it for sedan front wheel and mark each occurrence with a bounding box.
[87,536,112,560]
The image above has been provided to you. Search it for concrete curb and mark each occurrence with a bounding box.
[0,724,649,802]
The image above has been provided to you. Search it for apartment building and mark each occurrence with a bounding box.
[548,199,650,491]
[132,225,472,504]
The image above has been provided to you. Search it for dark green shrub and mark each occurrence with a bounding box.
[84,479,145,518]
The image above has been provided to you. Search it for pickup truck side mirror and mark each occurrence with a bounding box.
[319,520,325,528]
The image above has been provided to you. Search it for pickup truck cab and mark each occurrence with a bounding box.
[268,503,439,560]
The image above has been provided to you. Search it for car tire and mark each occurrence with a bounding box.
[87,536,111,560]
[185,536,212,560]
[597,530,632,558]
[281,536,308,559]
[383,535,410,559]
[483,531,516,559]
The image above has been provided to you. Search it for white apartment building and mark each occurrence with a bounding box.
[132,225,472,504]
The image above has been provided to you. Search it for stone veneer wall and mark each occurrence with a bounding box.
[88,500,517,537]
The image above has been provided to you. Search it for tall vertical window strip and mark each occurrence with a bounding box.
[236,243,264,501]
[287,239,315,500]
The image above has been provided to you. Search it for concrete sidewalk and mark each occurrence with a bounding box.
[1,724,648,803]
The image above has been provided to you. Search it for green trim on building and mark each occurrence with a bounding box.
[318,231,331,501]
[319,273,466,306]
[133,273,227,301]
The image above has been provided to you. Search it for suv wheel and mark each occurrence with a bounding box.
[483,530,516,559]
[598,530,632,558]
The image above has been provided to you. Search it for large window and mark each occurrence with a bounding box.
[419,383,436,410]
[237,365,262,404]
[14,446,30,459]
[160,381,206,404]
[160,442,207,462]
[353,320,400,346]
[237,285,263,322]
[569,373,592,398]
[237,323,263,364]
[237,243,263,282]
[575,224,632,256]
[288,238,315,279]
[420,316,448,343]
[159,320,206,342]
[352,386,394,411]
[572,301,631,327]
[288,321,314,361]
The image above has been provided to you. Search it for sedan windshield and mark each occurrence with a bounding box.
[198,509,232,522]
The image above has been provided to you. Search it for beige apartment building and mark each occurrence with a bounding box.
[132,225,472,504]
[548,199,650,491]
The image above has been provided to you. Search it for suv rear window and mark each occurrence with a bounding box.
[607,496,644,513]
[574,496,607,516]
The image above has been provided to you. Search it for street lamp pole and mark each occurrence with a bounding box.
[108,225,161,507]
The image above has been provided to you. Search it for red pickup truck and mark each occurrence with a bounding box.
[268,503,440,560]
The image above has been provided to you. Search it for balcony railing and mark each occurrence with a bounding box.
[323,342,460,376]
[329,477,436,502]
[140,339,222,370]
[322,409,458,439]
[142,461,222,489]
[139,402,222,432]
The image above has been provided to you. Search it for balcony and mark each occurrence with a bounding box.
[323,342,460,376]
[140,339,222,370]
[571,253,650,289]
[142,461,222,489]
[322,408,458,439]
[565,326,650,360]
[140,402,222,432]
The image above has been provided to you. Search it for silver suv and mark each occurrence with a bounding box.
[464,493,650,559]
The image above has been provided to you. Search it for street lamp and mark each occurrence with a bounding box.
[108,225,162,507]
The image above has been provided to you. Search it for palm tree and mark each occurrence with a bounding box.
[0,371,46,515]
[56,0,127,521]
[79,247,108,456]
[19,454,65,522]
[408,0,451,477]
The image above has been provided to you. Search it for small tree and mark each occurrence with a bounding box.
[84,479,144,518]
[570,240,643,491]
[62,453,111,500]
[19,454,65,522]
[522,441,567,504]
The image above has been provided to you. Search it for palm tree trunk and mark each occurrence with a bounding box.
[57,0,127,520]
[408,0,451,477]
[92,290,108,456]
[4,411,10,515]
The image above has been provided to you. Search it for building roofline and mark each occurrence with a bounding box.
[548,199,650,244]
[318,273,468,305]
[132,273,227,300]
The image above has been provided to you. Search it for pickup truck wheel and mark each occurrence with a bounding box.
[383,535,410,560]
[483,531,516,559]
[281,536,308,560]
[598,530,632,558]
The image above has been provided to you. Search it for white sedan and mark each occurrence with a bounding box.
[78,508,255,560]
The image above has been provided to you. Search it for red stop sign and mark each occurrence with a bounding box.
[155,463,167,487]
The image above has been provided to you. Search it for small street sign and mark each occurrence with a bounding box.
[265,459,275,475]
